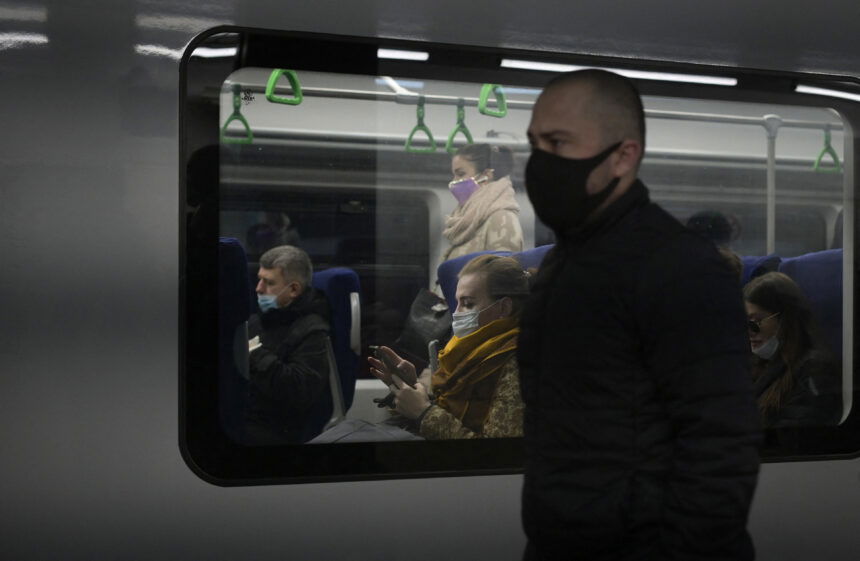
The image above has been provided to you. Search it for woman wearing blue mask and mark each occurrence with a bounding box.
[442,144,523,262]
[370,254,531,439]
[743,272,840,428]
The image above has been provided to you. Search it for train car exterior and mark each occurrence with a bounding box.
[2,1,860,560]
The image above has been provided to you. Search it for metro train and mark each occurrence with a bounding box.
[3,1,860,559]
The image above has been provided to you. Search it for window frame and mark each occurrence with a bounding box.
[180,26,860,485]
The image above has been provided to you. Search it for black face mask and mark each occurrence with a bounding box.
[525,142,622,234]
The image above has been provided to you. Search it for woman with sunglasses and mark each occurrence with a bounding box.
[743,272,841,428]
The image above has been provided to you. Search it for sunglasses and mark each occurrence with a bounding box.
[747,312,780,334]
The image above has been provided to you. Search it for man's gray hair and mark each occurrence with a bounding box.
[259,245,313,289]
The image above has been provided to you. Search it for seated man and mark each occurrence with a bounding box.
[245,245,332,445]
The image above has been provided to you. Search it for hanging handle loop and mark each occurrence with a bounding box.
[814,126,843,173]
[221,84,253,144]
[446,99,473,154]
[265,69,303,105]
[405,96,437,153]
[478,84,507,118]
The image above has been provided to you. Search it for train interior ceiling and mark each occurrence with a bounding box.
[213,62,852,396]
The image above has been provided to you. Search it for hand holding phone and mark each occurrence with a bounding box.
[368,345,417,388]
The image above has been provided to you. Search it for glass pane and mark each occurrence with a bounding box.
[215,66,851,446]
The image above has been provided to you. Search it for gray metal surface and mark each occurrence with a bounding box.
[1,1,859,559]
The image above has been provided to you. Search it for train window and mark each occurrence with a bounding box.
[181,28,860,484]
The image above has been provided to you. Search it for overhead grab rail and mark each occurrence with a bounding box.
[478,84,508,117]
[446,98,473,154]
[220,84,253,144]
[265,69,303,105]
[813,125,843,173]
[241,81,844,132]
[405,96,437,153]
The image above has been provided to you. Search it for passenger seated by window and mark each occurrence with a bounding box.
[442,144,524,261]
[371,255,530,439]
[744,272,841,428]
[245,245,333,445]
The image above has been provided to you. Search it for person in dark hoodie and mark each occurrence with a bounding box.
[246,245,333,445]
[518,69,761,561]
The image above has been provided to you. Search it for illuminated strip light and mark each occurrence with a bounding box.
[500,59,737,86]
[377,48,429,61]
[136,14,227,32]
[380,76,416,96]
[0,6,47,22]
[134,43,183,60]
[0,32,48,50]
[796,85,860,103]
[375,78,424,89]
[191,46,238,58]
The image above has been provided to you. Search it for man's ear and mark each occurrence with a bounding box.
[613,140,642,177]
[287,281,303,299]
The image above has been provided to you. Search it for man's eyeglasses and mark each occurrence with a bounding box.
[747,312,780,334]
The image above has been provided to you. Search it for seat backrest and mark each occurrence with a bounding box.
[312,267,361,413]
[437,245,554,311]
[740,254,781,286]
[218,237,251,443]
[778,249,843,358]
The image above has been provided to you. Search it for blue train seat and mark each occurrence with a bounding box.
[740,254,781,285]
[311,267,361,415]
[778,249,843,358]
[437,245,554,311]
[218,237,251,443]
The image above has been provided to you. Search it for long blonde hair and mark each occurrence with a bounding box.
[458,254,532,317]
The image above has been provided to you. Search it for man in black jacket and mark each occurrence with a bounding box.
[246,245,333,445]
[519,70,761,560]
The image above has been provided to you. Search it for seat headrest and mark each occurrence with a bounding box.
[437,245,553,311]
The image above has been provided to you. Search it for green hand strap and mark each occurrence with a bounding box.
[813,127,843,173]
[220,84,253,145]
[405,96,437,153]
[478,84,507,118]
[265,69,303,105]
[446,99,473,154]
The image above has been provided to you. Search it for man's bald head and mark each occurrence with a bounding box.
[543,70,645,154]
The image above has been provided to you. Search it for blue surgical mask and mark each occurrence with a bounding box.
[257,294,279,313]
[752,335,780,360]
[257,285,288,313]
[451,299,500,338]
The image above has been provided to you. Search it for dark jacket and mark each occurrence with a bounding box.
[753,349,841,429]
[246,287,332,444]
[518,180,762,561]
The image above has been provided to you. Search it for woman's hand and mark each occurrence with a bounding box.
[390,376,431,420]
[368,346,417,387]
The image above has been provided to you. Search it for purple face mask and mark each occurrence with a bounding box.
[449,176,485,205]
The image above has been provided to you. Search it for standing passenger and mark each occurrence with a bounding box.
[442,144,524,261]
[518,70,761,560]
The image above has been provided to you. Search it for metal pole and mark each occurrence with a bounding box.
[763,115,782,254]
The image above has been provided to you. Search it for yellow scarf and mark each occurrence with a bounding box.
[432,316,519,432]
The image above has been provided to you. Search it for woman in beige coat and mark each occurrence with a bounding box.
[442,144,524,261]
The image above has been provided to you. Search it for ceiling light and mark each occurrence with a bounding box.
[500,59,736,86]
[378,48,429,61]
